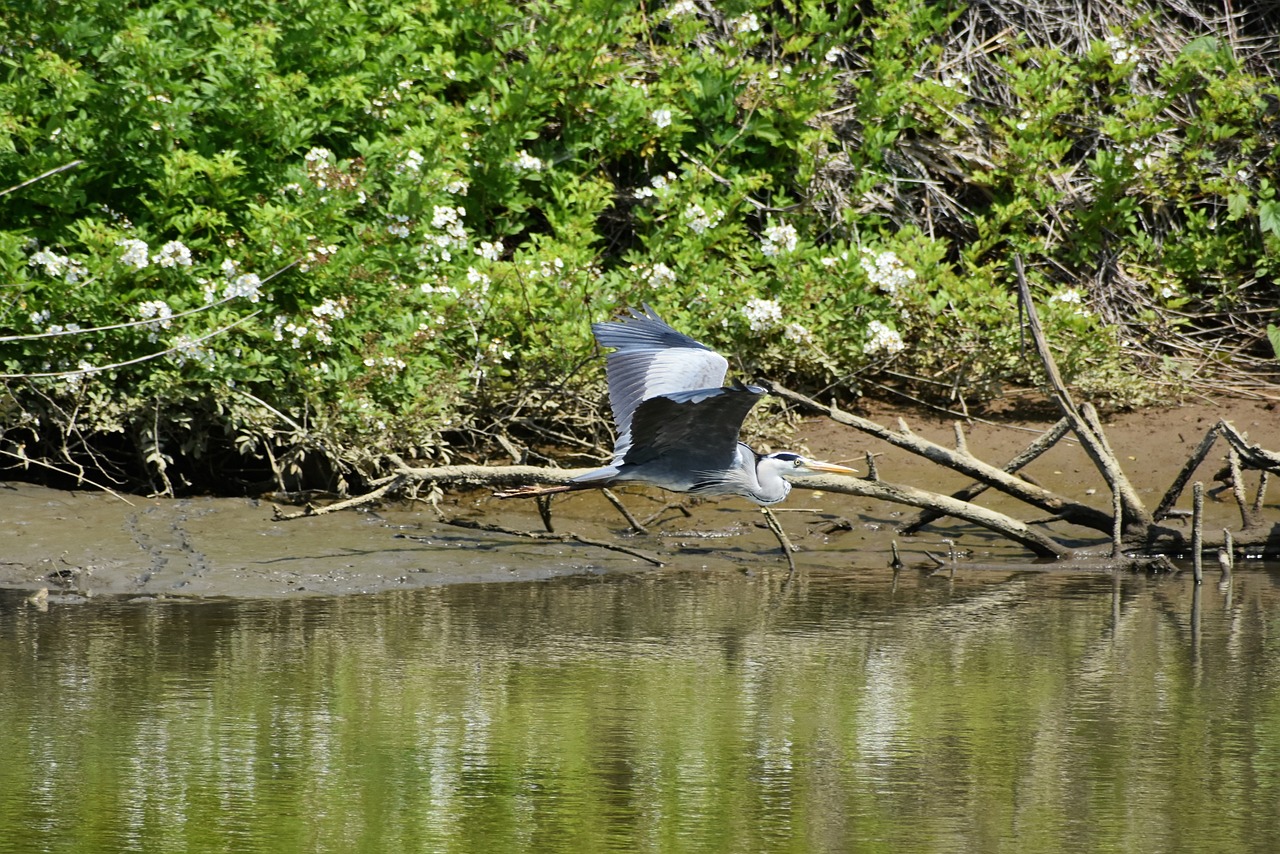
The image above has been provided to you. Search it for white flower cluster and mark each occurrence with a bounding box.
[860,249,916,296]
[273,297,347,349]
[651,109,672,129]
[941,70,971,90]
[363,354,407,372]
[444,178,469,195]
[219,258,262,303]
[522,256,565,279]
[299,241,340,273]
[667,0,697,17]
[633,171,678,200]
[387,213,411,239]
[733,12,760,34]
[420,283,460,298]
[760,222,798,256]
[463,267,492,311]
[742,297,782,332]
[683,203,725,235]
[365,79,414,120]
[1049,288,1090,316]
[137,299,173,332]
[28,248,87,283]
[117,238,150,269]
[783,322,812,344]
[153,240,192,268]
[29,308,85,339]
[1105,35,1136,65]
[398,149,425,174]
[304,147,334,187]
[421,204,469,263]
[475,240,504,261]
[646,262,676,288]
[512,149,544,172]
[169,334,214,368]
[864,320,904,355]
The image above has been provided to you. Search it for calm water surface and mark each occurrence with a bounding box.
[3,567,1279,853]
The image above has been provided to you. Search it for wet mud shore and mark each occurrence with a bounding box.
[3,398,1277,600]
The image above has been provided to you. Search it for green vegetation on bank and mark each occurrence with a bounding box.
[1,0,1277,493]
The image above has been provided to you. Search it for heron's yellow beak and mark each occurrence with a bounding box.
[804,460,859,476]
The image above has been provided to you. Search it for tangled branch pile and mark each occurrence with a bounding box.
[812,0,1280,397]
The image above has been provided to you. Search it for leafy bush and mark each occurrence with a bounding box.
[1,0,1276,493]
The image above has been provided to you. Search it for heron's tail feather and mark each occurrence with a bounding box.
[492,483,575,499]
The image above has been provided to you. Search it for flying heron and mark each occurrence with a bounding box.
[496,305,856,504]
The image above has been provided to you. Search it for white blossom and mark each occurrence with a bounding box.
[387,214,411,239]
[683,203,725,235]
[667,0,697,16]
[860,249,916,296]
[117,238,150,270]
[1049,288,1090,316]
[733,12,760,33]
[783,322,812,344]
[742,297,783,332]
[475,240,504,261]
[137,299,173,330]
[760,222,798,256]
[864,320,904,355]
[28,249,86,283]
[224,272,262,302]
[398,149,425,174]
[646,262,676,288]
[512,149,544,172]
[651,108,673,129]
[1105,35,1135,64]
[152,240,192,268]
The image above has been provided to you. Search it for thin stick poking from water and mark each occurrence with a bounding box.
[1192,482,1204,584]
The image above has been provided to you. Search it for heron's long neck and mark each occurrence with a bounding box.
[744,445,791,505]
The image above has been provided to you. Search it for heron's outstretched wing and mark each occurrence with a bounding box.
[622,383,766,478]
[592,305,729,461]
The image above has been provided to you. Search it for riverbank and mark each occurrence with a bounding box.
[3,397,1277,600]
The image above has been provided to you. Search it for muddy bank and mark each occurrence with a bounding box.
[2,398,1277,600]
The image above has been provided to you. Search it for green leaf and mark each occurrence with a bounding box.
[1259,200,1280,236]
[1268,325,1280,361]
[1227,193,1249,221]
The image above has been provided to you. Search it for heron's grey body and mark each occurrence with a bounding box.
[554,306,853,505]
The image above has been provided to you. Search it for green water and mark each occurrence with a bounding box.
[2,568,1279,853]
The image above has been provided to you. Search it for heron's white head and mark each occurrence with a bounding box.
[759,452,858,480]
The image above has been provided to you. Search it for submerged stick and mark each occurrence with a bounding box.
[761,506,798,578]
[1111,483,1123,559]
[1192,482,1204,584]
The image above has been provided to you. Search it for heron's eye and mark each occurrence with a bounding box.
[792,458,804,468]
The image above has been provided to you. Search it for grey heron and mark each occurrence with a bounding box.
[496,305,856,504]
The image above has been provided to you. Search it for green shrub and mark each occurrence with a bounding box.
[1,0,1276,493]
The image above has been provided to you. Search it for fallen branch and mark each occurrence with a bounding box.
[764,382,1113,535]
[1015,255,1152,529]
